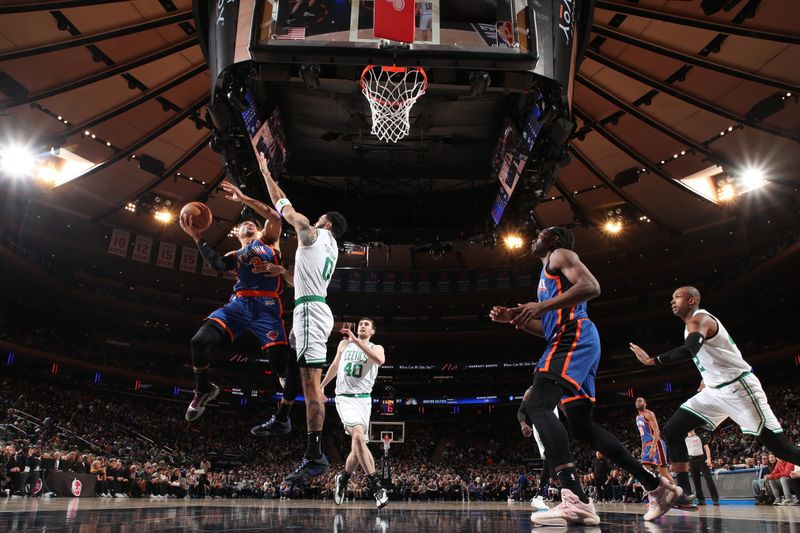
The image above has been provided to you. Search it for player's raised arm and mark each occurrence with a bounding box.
[256,151,318,246]
[220,180,279,221]
[341,328,385,365]
[179,212,234,272]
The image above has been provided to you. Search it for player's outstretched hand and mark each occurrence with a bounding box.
[255,151,272,180]
[629,343,655,365]
[251,262,285,277]
[179,213,202,241]
[340,328,357,343]
[489,306,517,323]
[510,302,545,327]
[220,180,246,203]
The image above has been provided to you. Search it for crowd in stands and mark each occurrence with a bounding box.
[2,370,798,504]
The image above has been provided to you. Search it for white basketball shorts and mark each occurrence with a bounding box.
[680,372,781,435]
[335,395,371,442]
[291,300,333,367]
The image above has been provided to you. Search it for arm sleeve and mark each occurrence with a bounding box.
[653,332,705,365]
[517,401,527,424]
[196,239,235,272]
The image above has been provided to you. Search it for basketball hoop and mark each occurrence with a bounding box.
[381,432,393,452]
[360,65,428,143]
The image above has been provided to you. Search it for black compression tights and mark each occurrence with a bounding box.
[190,321,227,369]
[265,344,301,402]
[525,374,660,491]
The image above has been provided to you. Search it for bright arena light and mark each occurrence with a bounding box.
[604,221,623,234]
[717,183,736,202]
[503,234,524,249]
[0,144,37,177]
[740,167,766,190]
[154,210,173,223]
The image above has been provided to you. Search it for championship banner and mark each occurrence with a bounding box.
[417,272,431,294]
[400,272,413,293]
[179,246,199,273]
[382,272,397,293]
[201,259,218,277]
[107,228,130,257]
[476,270,490,290]
[156,242,177,269]
[365,272,378,293]
[347,270,362,292]
[496,270,511,289]
[436,272,451,293]
[131,235,153,263]
[456,271,471,292]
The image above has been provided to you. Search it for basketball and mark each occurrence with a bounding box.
[261,208,282,243]
[180,202,212,231]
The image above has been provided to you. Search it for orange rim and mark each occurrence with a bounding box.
[360,64,428,108]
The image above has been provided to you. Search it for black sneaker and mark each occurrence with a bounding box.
[250,415,292,437]
[284,455,330,485]
[334,473,348,505]
[373,485,389,509]
[185,383,220,422]
[672,494,699,511]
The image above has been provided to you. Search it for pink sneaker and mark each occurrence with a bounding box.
[531,488,600,527]
[644,477,683,521]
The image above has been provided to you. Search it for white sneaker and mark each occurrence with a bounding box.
[531,489,600,526]
[531,495,549,512]
[644,477,683,521]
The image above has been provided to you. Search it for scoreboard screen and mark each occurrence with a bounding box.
[379,399,395,416]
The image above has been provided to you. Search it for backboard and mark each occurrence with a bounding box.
[369,421,405,443]
[252,0,538,70]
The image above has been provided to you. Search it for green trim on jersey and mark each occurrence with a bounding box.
[337,393,371,398]
[295,295,326,305]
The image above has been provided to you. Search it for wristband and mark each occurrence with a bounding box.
[275,198,292,215]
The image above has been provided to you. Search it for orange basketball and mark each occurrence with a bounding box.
[261,208,282,244]
[180,201,212,231]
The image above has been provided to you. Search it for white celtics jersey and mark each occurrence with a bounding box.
[294,228,338,299]
[335,341,379,395]
[685,309,751,387]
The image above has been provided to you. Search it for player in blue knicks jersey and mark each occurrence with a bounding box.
[635,397,671,481]
[179,181,297,424]
[490,227,680,526]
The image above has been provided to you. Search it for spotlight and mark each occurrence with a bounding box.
[503,234,524,249]
[0,144,37,177]
[604,221,622,234]
[740,167,765,190]
[717,183,735,202]
[154,210,173,223]
[125,202,137,213]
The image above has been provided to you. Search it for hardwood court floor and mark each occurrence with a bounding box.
[1,497,798,532]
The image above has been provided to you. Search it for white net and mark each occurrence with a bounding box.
[360,65,428,143]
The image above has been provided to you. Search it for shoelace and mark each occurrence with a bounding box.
[291,458,311,473]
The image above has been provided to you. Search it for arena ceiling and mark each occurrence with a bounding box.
[0,0,798,257]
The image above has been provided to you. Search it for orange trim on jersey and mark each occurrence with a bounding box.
[560,319,583,390]
[261,340,288,350]
[207,317,234,342]
[562,394,595,404]
[542,329,565,373]
[235,290,280,298]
